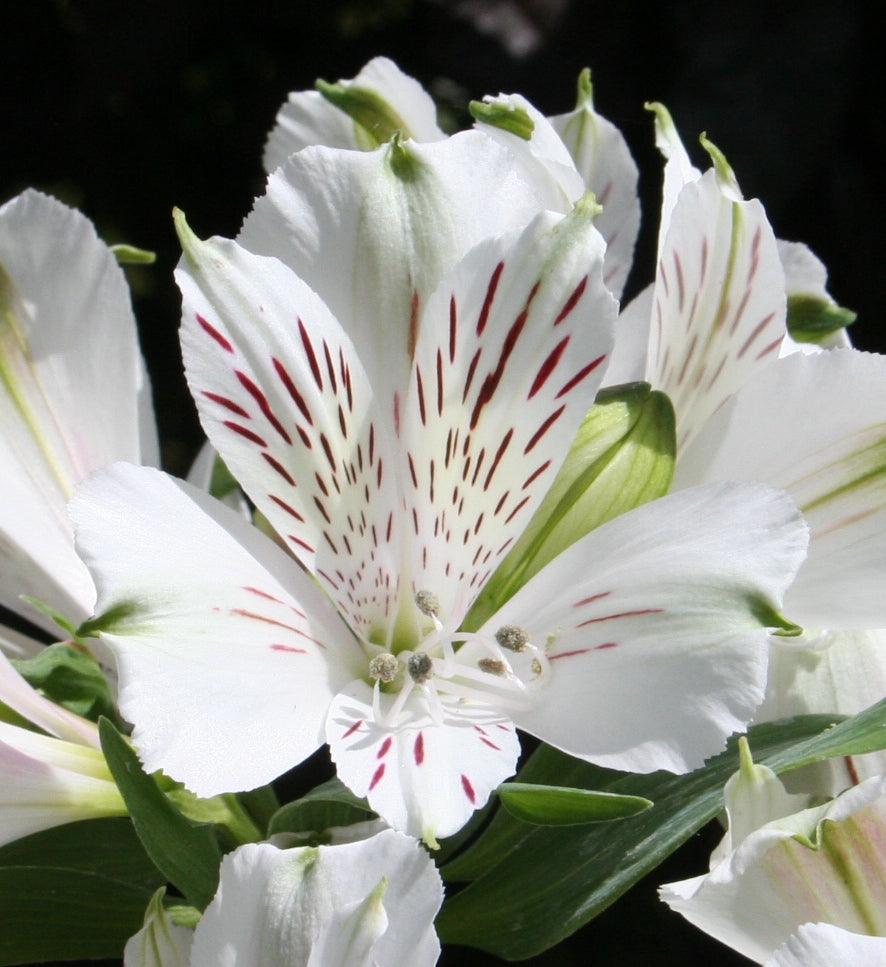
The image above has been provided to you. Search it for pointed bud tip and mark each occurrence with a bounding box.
[575,67,593,108]
[470,98,535,140]
[737,735,755,777]
[699,132,742,197]
[172,207,203,259]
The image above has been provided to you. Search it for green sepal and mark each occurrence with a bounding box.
[469,99,535,140]
[316,78,412,148]
[166,903,201,929]
[18,594,78,638]
[165,786,262,848]
[77,600,143,639]
[699,132,741,196]
[498,783,651,826]
[466,383,675,630]
[12,642,118,723]
[574,67,594,108]
[98,718,222,910]
[787,293,857,344]
[268,776,375,838]
[438,700,886,959]
[110,243,157,265]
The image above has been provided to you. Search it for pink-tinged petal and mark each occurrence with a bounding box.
[239,131,548,409]
[767,924,886,967]
[177,226,404,639]
[400,205,616,628]
[676,349,886,629]
[662,777,886,963]
[327,680,519,843]
[550,75,641,299]
[475,482,807,774]
[191,831,442,967]
[264,57,445,173]
[71,463,363,798]
[0,190,157,631]
[646,168,787,452]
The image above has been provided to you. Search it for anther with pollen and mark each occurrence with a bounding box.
[415,590,440,618]
[369,652,399,683]
[478,658,507,676]
[407,651,434,684]
[495,625,529,653]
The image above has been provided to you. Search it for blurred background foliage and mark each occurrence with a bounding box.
[0,2,881,963]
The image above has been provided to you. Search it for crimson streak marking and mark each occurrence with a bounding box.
[737,313,776,359]
[577,608,663,628]
[528,336,570,399]
[231,609,303,633]
[477,261,505,335]
[262,453,296,486]
[573,591,611,607]
[273,357,313,425]
[414,732,425,765]
[555,354,606,399]
[343,720,363,739]
[479,736,501,751]
[298,318,323,390]
[235,370,292,443]
[522,460,551,490]
[483,429,513,492]
[549,648,593,660]
[202,392,249,418]
[449,296,458,362]
[524,405,565,454]
[461,774,476,803]
[197,314,233,353]
[369,763,386,791]
[377,737,393,759]
[270,644,306,654]
[553,276,588,326]
[223,421,267,446]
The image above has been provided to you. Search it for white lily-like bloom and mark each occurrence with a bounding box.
[71,128,807,843]
[0,648,124,846]
[0,189,158,634]
[123,888,194,967]
[766,923,886,966]
[264,57,639,300]
[188,829,443,966]
[600,106,886,792]
[661,744,886,964]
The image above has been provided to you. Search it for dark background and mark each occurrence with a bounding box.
[2,1,881,964]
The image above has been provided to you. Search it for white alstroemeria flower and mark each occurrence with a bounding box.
[0,648,122,845]
[661,762,886,964]
[263,58,639,300]
[72,140,807,846]
[766,923,886,967]
[263,56,446,172]
[0,189,158,634]
[124,888,194,967]
[189,829,443,966]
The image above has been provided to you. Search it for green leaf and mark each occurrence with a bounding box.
[12,642,118,722]
[110,243,157,265]
[0,866,153,965]
[0,817,164,891]
[787,293,856,344]
[467,384,675,629]
[438,701,886,959]
[498,783,651,826]
[99,718,222,909]
[268,777,375,837]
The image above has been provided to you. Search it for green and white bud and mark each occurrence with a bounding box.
[467,383,675,628]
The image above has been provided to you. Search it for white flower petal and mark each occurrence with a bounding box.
[662,776,886,963]
[758,629,886,796]
[71,463,362,797]
[647,103,701,259]
[123,888,193,967]
[604,283,653,386]
[239,131,547,406]
[190,830,442,967]
[0,623,44,659]
[177,230,403,637]
[647,168,786,452]
[550,78,641,298]
[186,440,249,516]
[676,349,886,629]
[0,190,157,631]
[328,680,519,843]
[477,482,808,773]
[401,205,616,628]
[766,923,886,967]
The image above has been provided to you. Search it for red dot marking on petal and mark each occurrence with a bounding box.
[416,366,427,426]
[522,460,551,490]
[343,719,363,739]
[235,370,292,443]
[298,318,324,391]
[369,763,386,791]
[553,276,588,326]
[202,391,249,418]
[479,736,501,751]
[573,591,611,608]
[460,774,476,804]
[483,429,513,492]
[223,421,267,447]
[524,405,565,454]
[377,737,393,759]
[262,452,296,486]
[270,643,307,654]
[555,354,607,399]
[269,495,305,522]
[272,357,313,426]
[594,642,619,650]
[413,732,425,765]
[322,341,338,392]
[288,535,315,554]
[504,495,531,525]
[576,608,663,628]
[197,314,233,353]
[528,336,571,399]
[449,295,458,362]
